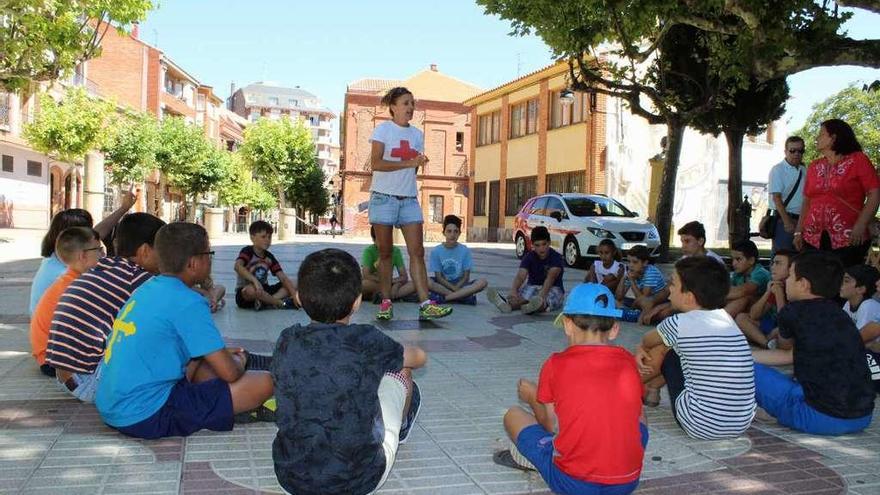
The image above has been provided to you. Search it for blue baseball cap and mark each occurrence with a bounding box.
[554,283,622,326]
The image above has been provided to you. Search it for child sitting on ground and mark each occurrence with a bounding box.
[640,221,724,324]
[725,240,771,318]
[427,215,488,305]
[840,264,880,331]
[860,276,880,393]
[487,226,564,314]
[615,245,668,324]
[636,256,756,439]
[362,225,416,303]
[96,223,276,439]
[271,248,426,495]
[234,220,297,311]
[584,239,624,293]
[194,275,226,312]
[494,283,647,495]
[735,249,795,349]
[752,251,875,435]
[30,227,103,377]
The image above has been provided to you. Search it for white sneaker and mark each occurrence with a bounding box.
[767,339,778,349]
[487,288,512,313]
[520,296,543,315]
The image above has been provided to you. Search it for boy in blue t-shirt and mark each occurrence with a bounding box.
[271,248,427,495]
[615,245,668,323]
[96,223,275,439]
[488,226,564,314]
[428,215,488,305]
[726,240,771,318]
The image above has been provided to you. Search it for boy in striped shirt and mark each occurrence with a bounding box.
[636,256,756,439]
[615,245,668,324]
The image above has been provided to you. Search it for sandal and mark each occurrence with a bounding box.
[493,449,536,471]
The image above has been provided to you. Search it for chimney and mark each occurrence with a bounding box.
[132,22,139,40]
[430,64,438,72]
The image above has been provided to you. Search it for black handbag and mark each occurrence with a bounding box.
[759,168,802,239]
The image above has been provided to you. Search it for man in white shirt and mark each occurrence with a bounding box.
[767,137,806,253]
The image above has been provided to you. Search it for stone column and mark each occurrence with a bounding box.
[83,152,105,219]
[279,208,297,240]
[204,207,225,238]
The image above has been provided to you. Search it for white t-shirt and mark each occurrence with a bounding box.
[592,259,623,281]
[369,121,423,197]
[843,298,880,331]
[656,309,756,440]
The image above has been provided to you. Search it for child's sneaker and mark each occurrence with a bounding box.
[493,442,536,471]
[419,301,452,320]
[621,308,641,323]
[399,381,422,444]
[487,288,512,313]
[280,297,299,310]
[376,299,394,320]
[372,292,384,305]
[428,291,446,304]
[767,338,778,350]
[520,296,543,315]
[234,397,277,424]
[244,351,273,371]
[461,294,477,305]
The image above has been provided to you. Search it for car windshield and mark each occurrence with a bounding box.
[564,197,633,217]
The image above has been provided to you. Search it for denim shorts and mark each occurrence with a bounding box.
[516,423,648,495]
[56,364,103,403]
[519,285,565,312]
[368,192,423,227]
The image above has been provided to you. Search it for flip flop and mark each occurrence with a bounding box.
[492,449,536,472]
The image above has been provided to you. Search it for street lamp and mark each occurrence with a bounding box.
[559,89,576,107]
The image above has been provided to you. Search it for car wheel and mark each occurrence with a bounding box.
[515,233,527,259]
[563,237,581,268]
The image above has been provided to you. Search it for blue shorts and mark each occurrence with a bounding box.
[115,378,234,439]
[516,423,648,495]
[368,192,423,227]
[759,314,777,335]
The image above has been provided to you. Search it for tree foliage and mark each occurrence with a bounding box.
[1,0,155,92]
[217,153,276,212]
[239,117,321,209]
[23,86,113,163]
[288,165,329,218]
[796,85,880,166]
[101,111,159,185]
[155,117,213,190]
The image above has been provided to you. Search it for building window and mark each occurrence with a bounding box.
[103,184,116,213]
[473,182,487,216]
[456,132,464,152]
[510,98,538,139]
[196,94,206,111]
[429,195,444,223]
[477,110,502,146]
[26,160,42,177]
[505,176,537,215]
[268,96,279,106]
[550,90,590,129]
[546,171,585,193]
[1,155,12,173]
[289,98,298,107]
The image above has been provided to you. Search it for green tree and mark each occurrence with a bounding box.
[154,117,214,220]
[23,86,113,163]
[239,117,318,235]
[1,0,154,92]
[101,112,159,185]
[287,165,330,233]
[217,153,276,212]
[796,85,880,167]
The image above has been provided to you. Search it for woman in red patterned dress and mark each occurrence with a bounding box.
[794,119,880,267]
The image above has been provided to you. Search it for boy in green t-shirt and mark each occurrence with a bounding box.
[362,226,416,303]
[726,240,771,319]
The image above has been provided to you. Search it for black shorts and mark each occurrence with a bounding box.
[235,282,284,308]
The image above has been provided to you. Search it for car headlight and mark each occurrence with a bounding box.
[647,228,659,240]
[587,227,616,239]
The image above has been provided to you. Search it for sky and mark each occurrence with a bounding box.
[139,0,880,141]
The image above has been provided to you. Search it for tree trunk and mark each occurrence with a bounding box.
[654,118,686,261]
[187,195,197,223]
[724,130,747,247]
[156,175,166,219]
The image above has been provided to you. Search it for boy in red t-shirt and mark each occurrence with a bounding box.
[494,283,648,494]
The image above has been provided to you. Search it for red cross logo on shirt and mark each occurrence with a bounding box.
[390,140,419,160]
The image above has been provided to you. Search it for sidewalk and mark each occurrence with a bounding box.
[0,235,876,494]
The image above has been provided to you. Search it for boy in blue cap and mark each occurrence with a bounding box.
[494,283,648,495]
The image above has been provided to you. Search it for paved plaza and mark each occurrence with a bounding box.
[0,230,877,495]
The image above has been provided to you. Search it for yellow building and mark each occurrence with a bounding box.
[465,61,607,242]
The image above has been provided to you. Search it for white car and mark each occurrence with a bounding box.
[512,193,661,267]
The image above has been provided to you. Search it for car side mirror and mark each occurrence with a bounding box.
[550,211,563,222]
[630,211,640,218]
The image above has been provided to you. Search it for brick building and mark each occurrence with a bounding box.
[464,61,608,243]
[340,65,481,240]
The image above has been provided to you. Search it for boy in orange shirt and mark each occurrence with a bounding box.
[30,227,103,376]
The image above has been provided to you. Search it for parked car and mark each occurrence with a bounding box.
[513,193,661,267]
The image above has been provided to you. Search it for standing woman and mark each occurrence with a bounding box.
[369,87,452,320]
[794,119,880,267]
